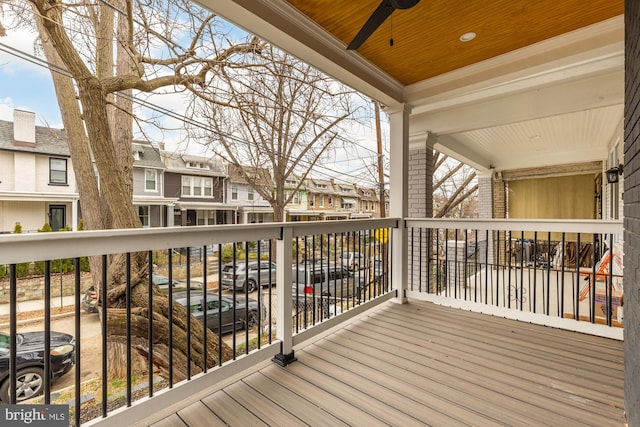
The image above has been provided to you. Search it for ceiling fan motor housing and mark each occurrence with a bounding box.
[390,0,420,9]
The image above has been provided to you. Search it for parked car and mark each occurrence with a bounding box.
[291,264,357,299]
[0,331,75,403]
[81,274,203,313]
[221,261,277,293]
[173,292,259,334]
[340,252,366,271]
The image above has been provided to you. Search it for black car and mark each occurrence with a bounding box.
[0,331,75,403]
[174,292,259,334]
[82,274,204,313]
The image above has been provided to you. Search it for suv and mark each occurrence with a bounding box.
[221,261,277,293]
[341,252,366,271]
[291,265,356,299]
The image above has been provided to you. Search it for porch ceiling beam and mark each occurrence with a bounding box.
[409,68,624,135]
[429,134,493,172]
[501,161,603,180]
[195,0,404,107]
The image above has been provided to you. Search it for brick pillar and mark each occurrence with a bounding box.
[493,173,508,265]
[476,170,493,265]
[408,134,434,291]
[624,0,640,424]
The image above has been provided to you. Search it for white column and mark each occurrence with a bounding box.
[389,103,411,304]
[71,198,79,231]
[166,204,174,227]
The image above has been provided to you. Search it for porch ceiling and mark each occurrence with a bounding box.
[198,0,625,172]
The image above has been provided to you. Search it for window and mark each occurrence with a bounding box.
[145,169,157,191]
[319,195,324,207]
[186,161,210,170]
[309,193,315,207]
[181,176,213,197]
[247,187,254,201]
[138,205,149,227]
[196,210,215,225]
[231,185,238,200]
[49,158,67,185]
[328,196,333,207]
[286,190,299,204]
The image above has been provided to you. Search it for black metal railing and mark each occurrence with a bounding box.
[407,219,623,332]
[0,219,396,425]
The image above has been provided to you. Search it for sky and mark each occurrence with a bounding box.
[0,7,389,188]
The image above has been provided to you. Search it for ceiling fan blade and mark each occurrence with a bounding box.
[347,0,394,50]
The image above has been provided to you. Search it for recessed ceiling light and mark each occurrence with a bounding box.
[460,32,476,42]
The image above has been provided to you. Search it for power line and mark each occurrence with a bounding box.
[0,40,383,188]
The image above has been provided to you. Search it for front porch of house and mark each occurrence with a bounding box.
[0,217,626,425]
[145,300,625,427]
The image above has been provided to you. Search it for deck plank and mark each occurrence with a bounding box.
[201,390,269,427]
[259,366,388,427]
[368,309,625,398]
[175,401,226,426]
[148,414,187,427]
[241,371,349,427]
[149,301,625,427]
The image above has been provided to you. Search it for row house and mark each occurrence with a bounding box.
[304,177,381,220]
[225,164,274,224]
[132,140,172,227]
[357,187,380,218]
[0,110,79,232]
[283,175,309,221]
[0,110,383,229]
[162,152,234,226]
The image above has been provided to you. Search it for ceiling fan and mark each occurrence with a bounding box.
[347,0,421,50]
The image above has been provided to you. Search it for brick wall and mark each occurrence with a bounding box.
[624,0,640,424]
[408,146,433,218]
[408,145,433,290]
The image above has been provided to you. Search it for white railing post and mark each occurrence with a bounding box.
[274,224,296,366]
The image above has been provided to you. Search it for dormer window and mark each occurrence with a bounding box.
[187,161,210,170]
[132,150,142,160]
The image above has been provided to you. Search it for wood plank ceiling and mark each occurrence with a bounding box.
[286,0,624,85]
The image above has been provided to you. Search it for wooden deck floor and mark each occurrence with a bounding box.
[149,301,625,426]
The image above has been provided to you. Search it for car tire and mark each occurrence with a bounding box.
[245,279,258,293]
[245,310,258,329]
[0,367,45,403]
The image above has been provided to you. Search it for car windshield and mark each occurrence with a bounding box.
[0,332,8,350]
[0,332,23,352]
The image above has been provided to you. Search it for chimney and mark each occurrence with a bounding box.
[13,109,36,147]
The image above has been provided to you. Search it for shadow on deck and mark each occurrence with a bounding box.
[147,300,625,426]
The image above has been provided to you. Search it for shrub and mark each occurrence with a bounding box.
[220,244,246,262]
[13,223,22,234]
[38,222,52,232]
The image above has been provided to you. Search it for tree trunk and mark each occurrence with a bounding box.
[32,1,234,381]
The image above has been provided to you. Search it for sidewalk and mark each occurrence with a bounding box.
[0,295,77,316]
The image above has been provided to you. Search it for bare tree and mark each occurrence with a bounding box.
[190,44,360,222]
[5,0,270,379]
[433,151,478,218]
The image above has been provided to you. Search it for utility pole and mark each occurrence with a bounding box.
[374,100,386,218]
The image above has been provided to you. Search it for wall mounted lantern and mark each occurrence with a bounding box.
[605,164,623,184]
